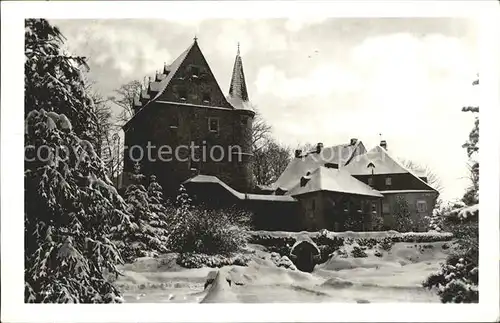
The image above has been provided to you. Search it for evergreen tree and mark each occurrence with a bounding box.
[25,19,99,148]
[113,165,169,262]
[461,78,479,206]
[24,110,130,303]
[393,196,413,232]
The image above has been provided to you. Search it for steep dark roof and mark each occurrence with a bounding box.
[272,141,366,191]
[286,166,383,198]
[227,44,253,111]
[123,42,196,130]
[343,146,438,192]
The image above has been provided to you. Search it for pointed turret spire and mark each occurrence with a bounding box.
[229,42,249,103]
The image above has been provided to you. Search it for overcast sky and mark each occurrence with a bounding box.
[51,18,479,201]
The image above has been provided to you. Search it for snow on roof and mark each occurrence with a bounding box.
[124,41,196,130]
[286,166,383,198]
[184,175,296,202]
[343,146,438,192]
[342,146,409,175]
[272,141,364,191]
[226,95,254,111]
[149,81,162,92]
[379,189,438,194]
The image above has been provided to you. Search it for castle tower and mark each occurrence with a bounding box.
[122,38,255,195]
[227,43,255,192]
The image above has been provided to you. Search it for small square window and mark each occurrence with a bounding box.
[191,66,200,76]
[385,177,392,186]
[170,114,179,128]
[382,203,390,214]
[416,200,427,213]
[208,117,219,133]
[203,93,210,103]
[178,89,187,100]
[241,116,248,125]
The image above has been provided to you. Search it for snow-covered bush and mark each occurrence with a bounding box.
[423,204,478,303]
[177,252,250,269]
[351,245,368,258]
[270,253,297,270]
[25,110,129,303]
[166,187,251,256]
[423,252,478,303]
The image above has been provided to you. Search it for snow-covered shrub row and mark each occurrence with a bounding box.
[25,110,128,303]
[248,230,453,247]
[177,252,251,269]
[166,188,251,256]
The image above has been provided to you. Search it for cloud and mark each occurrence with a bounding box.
[284,17,329,32]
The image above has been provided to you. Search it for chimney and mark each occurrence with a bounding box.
[380,140,387,150]
[316,142,323,154]
[350,138,358,146]
[295,149,302,158]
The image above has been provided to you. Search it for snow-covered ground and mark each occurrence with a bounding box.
[113,241,451,303]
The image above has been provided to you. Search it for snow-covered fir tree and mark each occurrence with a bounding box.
[24,110,131,303]
[113,165,169,262]
[25,19,100,149]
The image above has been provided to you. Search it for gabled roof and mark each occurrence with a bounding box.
[343,145,438,192]
[286,166,383,198]
[272,141,366,191]
[123,41,198,130]
[342,146,410,175]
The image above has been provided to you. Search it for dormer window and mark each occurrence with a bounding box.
[203,93,211,103]
[208,117,219,133]
[385,177,392,186]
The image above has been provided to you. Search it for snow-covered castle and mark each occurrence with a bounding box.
[122,38,439,232]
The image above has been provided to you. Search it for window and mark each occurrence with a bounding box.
[343,200,349,213]
[382,203,390,214]
[170,114,179,128]
[178,88,187,100]
[371,201,377,213]
[368,177,374,186]
[385,177,392,186]
[208,117,219,133]
[416,200,427,213]
[191,66,200,77]
[202,93,211,103]
[241,116,248,125]
[312,199,316,210]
